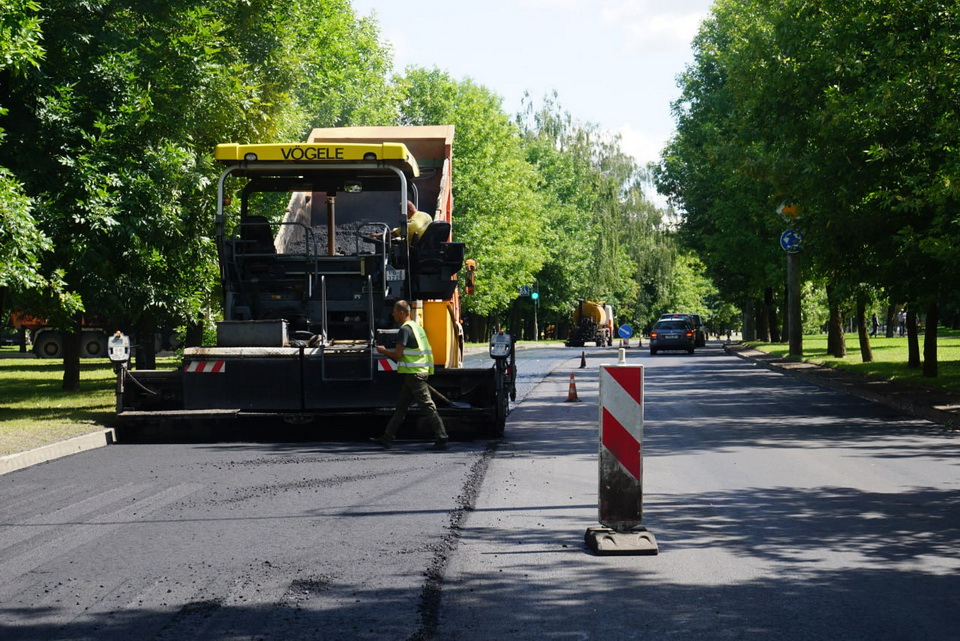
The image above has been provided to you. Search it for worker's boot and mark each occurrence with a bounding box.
[371,436,393,449]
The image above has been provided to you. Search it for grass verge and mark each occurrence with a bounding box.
[747,330,960,395]
[0,350,178,457]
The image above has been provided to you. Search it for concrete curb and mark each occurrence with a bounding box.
[0,429,116,476]
[724,343,960,430]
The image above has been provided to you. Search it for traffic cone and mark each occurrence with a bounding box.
[580,351,587,368]
[566,372,581,402]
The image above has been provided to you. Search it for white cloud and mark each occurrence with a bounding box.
[616,123,667,168]
[599,0,709,53]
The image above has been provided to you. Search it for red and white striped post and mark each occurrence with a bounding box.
[585,361,658,555]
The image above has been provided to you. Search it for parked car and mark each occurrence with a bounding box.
[649,318,695,355]
[1,327,23,346]
[689,313,706,347]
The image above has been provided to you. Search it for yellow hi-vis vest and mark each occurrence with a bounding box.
[398,320,435,375]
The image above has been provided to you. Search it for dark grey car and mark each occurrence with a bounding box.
[650,319,695,355]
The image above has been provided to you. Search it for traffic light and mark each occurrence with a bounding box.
[531,281,539,301]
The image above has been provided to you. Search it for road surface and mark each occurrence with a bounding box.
[1,341,957,639]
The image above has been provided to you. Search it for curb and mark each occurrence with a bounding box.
[724,343,960,430]
[0,429,117,476]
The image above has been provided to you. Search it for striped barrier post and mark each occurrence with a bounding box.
[585,362,658,555]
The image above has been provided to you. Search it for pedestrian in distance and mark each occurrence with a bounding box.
[898,308,907,337]
[372,300,449,450]
[870,313,879,337]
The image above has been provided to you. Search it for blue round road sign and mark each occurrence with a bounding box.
[618,324,634,339]
[780,229,803,253]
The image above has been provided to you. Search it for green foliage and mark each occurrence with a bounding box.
[0,0,51,313]
[659,253,717,318]
[659,0,960,372]
[518,93,675,327]
[394,67,549,318]
[0,0,393,375]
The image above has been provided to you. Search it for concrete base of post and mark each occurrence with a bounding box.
[584,526,658,556]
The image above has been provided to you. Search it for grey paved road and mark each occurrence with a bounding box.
[441,343,960,640]
[1,341,958,640]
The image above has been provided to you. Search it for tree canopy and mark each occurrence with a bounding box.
[657,0,960,370]
[2,0,683,385]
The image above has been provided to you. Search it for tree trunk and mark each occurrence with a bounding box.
[765,287,781,342]
[61,313,82,392]
[757,295,770,342]
[781,286,789,343]
[136,314,158,370]
[907,308,921,369]
[741,299,756,341]
[185,316,205,348]
[856,296,873,363]
[885,303,896,338]
[510,299,522,341]
[826,284,846,358]
[923,300,938,377]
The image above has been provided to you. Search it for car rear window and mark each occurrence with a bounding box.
[655,320,689,330]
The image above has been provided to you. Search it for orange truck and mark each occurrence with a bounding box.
[10,312,109,358]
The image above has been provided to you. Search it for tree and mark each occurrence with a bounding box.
[393,67,549,331]
[0,1,63,319]
[660,0,960,374]
[519,93,672,330]
[656,9,784,335]
[0,0,392,386]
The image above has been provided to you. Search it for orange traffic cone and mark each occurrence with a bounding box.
[566,372,581,402]
[580,351,587,368]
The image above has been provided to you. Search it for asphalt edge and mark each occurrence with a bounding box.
[724,342,960,430]
[0,429,117,476]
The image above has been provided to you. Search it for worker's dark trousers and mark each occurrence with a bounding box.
[383,373,448,440]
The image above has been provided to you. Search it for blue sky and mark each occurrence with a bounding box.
[350,0,715,170]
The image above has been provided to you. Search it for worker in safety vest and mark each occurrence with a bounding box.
[372,300,449,450]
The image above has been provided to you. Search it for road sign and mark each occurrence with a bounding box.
[518,285,531,296]
[618,324,633,339]
[778,201,800,222]
[780,229,803,253]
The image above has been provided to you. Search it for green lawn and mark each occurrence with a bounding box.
[0,350,178,457]
[747,330,960,395]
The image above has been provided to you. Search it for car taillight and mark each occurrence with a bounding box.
[685,331,693,337]
[650,331,659,338]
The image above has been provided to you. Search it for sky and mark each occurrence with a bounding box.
[350,0,715,171]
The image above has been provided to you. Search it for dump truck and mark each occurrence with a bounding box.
[11,312,106,358]
[565,300,614,347]
[113,126,514,437]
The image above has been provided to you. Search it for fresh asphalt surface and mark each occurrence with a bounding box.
[1,342,958,639]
